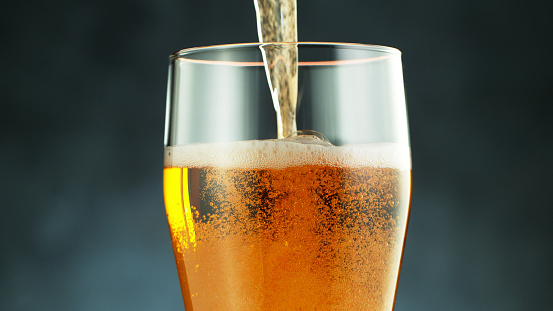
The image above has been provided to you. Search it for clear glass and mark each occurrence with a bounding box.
[163,42,411,310]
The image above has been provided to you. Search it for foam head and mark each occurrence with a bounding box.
[165,139,411,170]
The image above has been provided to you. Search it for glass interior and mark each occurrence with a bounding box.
[165,42,408,146]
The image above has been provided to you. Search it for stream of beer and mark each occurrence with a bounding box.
[253,0,298,138]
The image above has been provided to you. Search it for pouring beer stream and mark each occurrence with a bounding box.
[254,0,299,139]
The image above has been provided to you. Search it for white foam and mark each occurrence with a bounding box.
[165,140,411,170]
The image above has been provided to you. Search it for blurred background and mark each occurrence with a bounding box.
[2,0,552,310]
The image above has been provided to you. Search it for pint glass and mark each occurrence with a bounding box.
[163,42,411,310]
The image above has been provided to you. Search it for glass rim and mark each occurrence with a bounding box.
[169,42,401,66]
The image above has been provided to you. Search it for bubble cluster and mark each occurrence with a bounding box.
[164,162,411,310]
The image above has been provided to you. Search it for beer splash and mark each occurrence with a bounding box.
[282,129,333,146]
[254,0,299,138]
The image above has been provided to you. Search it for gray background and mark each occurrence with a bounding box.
[2,0,552,310]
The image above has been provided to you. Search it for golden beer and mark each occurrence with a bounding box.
[163,140,411,310]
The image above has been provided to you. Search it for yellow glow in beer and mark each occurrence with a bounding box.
[163,140,411,310]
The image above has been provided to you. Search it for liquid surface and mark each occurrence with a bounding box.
[164,141,411,310]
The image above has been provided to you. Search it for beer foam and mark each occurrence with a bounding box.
[165,140,411,170]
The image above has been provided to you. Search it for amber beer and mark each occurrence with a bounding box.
[163,139,411,310]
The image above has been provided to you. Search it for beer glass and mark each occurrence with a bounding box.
[163,42,411,310]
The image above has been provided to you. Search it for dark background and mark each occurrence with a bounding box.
[2,0,552,310]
